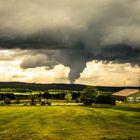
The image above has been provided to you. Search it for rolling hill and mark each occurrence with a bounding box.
[0,82,138,92]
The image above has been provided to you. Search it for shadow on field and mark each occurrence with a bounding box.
[86,104,140,112]
[112,106,140,112]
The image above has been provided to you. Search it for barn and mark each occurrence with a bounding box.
[112,89,140,103]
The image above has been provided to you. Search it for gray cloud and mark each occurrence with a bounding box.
[0,0,140,83]
[20,54,48,69]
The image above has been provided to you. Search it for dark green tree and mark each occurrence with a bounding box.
[80,87,99,105]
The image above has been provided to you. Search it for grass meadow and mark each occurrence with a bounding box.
[0,104,140,140]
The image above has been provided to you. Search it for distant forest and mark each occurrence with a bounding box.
[0,82,138,92]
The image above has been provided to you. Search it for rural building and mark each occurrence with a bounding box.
[112,89,140,103]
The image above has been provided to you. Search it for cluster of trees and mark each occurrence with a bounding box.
[43,87,116,105]
[80,87,116,105]
[43,91,80,100]
[0,93,29,100]
[0,97,21,105]
[0,87,116,106]
[0,89,81,100]
[0,93,15,100]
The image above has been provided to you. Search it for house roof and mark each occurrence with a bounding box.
[112,89,139,97]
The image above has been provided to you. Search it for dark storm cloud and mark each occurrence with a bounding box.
[96,44,140,64]
[0,32,70,50]
[0,0,140,82]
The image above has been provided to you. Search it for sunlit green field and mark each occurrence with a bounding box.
[0,105,140,140]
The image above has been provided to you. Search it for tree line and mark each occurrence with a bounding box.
[0,87,116,105]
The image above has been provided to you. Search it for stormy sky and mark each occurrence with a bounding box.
[0,0,140,85]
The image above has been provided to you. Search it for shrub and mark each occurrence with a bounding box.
[83,98,93,105]
[0,101,4,106]
[75,98,80,103]
[31,102,36,106]
[14,99,20,104]
[41,101,46,106]
[111,96,116,105]
[23,103,28,106]
[72,92,80,100]
[46,101,51,106]
[97,94,116,105]
[4,98,11,104]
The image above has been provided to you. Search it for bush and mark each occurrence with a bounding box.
[14,99,20,104]
[46,101,51,106]
[0,101,4,106]
[75,98,80,103]
[4,98,11,104]
[31,102,36,106]
[83,98,93,105]
[41,101,46,106]
[23,103,28,106]
[97,94,116,105]
[72,92,80,100]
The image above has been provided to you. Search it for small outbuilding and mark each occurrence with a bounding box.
[112,89,140,103]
